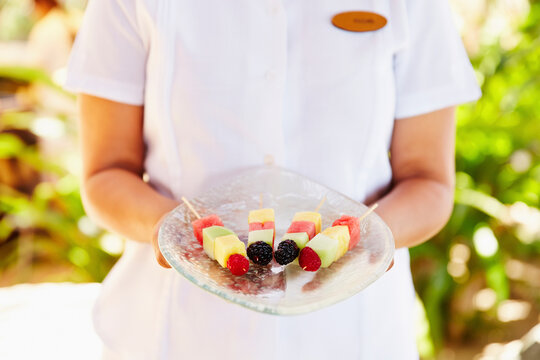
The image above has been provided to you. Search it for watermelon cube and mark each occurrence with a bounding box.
[249,221,275,243]
[249,221,275,231]
[192,214,223,245]
[287,221,316,239]
[332,215,360,250]
[292,212,322,234]
[249,222,263,231]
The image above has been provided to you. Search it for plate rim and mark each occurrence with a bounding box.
[158,165,395,315]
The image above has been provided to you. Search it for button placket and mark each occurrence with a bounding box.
[262,0,287,165]
[268,0,281,16]
[265,69,278,81]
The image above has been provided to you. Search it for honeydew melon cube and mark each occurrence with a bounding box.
[293,212,322,234]
[249,221,276,243]
[202,226,234,259]
[305,234,339,268]
[214,234,247,268]
[248,208,275,224]
[322,226,350,259]
[248,229,274,247]
[279,232,310,250]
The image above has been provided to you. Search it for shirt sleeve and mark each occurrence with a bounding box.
[64,0,147,105]
[394,0,481,119]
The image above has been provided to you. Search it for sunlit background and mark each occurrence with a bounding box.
[0,0,539,359]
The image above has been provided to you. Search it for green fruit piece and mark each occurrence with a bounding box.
[305,234,339,268]
[248,229,274,247]
[279,232,310,250]
[203,226,234,259]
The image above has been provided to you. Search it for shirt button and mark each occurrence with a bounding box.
[270,4,280,15]
[264,154,275,165]
[265,70,278,81]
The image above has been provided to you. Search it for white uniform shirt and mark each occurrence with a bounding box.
[66,1,480,359]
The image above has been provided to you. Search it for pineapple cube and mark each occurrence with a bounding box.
[248,208,275,224]
[322,226,350,259]
[214,234,247,268]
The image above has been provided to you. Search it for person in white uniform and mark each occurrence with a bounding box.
[65,0,480,359]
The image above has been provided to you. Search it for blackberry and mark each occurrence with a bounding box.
[274,240,299,265]
[247,241,273,266]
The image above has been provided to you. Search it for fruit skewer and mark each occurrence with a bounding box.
[299,204,378,272]
[274,196,326,266]
[182,196,224,246]
[182,197,249,276]
[246,194,275,265]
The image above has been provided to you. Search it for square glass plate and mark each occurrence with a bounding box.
[159,165,394,315]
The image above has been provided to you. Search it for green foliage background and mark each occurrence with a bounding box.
[411,1,540,357]
[0,0,539,357]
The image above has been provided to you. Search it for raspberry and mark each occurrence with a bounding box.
[274,240,299,265]
[227,254,249,276]
[247,241,273,266]
[299,247,321,272]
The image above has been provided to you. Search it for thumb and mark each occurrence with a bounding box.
[152,213,172,269]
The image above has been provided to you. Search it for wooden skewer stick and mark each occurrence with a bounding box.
[181,196,201,219]
[358,203,379,222]
[314,195,327,212]
[259,193,263,209]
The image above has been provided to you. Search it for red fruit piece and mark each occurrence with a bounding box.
[287,221,316,239]
[227,254,250,276]
[332,215,360,250]
[298,247,321,272]
[192,214,223,245]
[263,221,275,231]
[249,221,275,231]
[249,221,275,245]
[249,222,263,231]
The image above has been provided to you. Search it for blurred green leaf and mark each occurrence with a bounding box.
[0,133,25,157]
[0,66,75,99]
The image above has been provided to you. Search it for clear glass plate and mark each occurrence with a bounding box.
[159,165,394,315]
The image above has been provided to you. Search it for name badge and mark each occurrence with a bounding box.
[332,11,387,32]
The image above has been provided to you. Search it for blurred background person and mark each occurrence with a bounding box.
[26,0,73,73]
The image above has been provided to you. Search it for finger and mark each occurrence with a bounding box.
[151,215,172,268]
[152,235,171,268]
[156,250,172,268]
[386,259,394,272]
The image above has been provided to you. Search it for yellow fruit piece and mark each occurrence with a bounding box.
[214,234,247,268]
[293,212,322,233]
[322,226,350,259]
[248,208,275,223]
